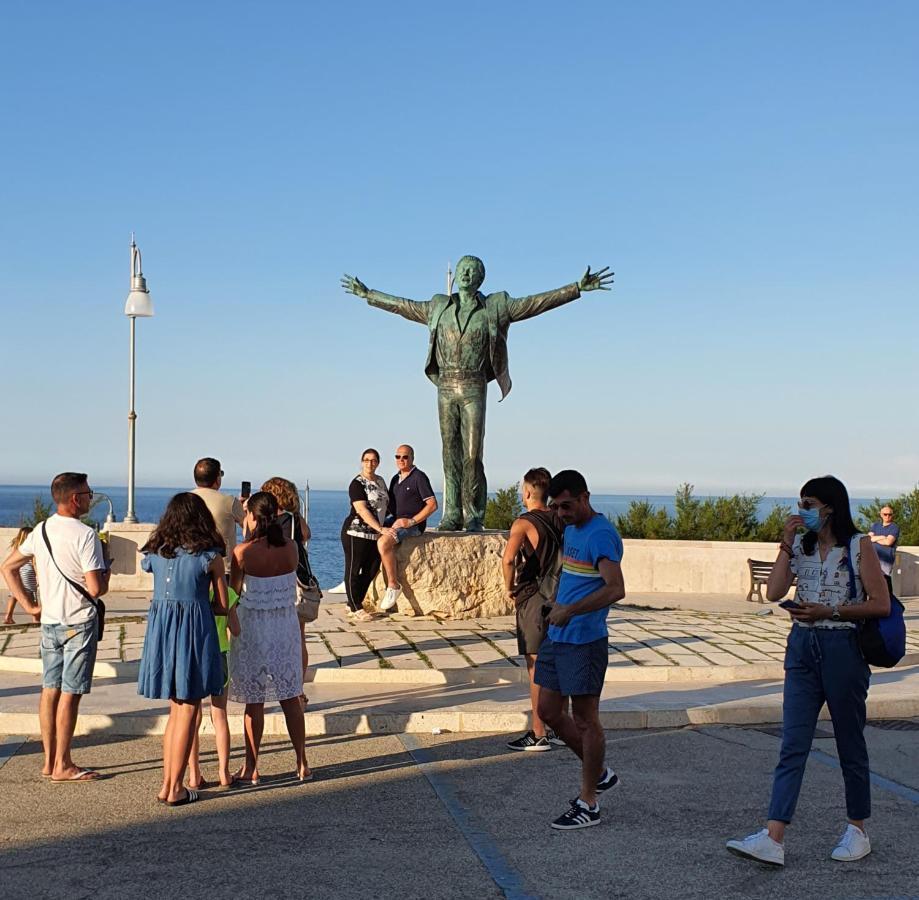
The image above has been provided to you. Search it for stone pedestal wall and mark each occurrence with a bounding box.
[367,531,511,618]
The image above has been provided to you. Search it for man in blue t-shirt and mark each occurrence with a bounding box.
[869,506,900,593]
[535,470,625,831]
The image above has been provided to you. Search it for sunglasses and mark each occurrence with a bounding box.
[395,455,411,460]
[75,490,94,499]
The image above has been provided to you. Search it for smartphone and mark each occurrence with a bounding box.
[241,480,251,499]
[778,599,802,610]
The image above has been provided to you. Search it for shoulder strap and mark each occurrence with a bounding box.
[41,521,100,611]
[844,534,863,601]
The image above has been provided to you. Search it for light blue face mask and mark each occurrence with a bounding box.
[800,506,825,532]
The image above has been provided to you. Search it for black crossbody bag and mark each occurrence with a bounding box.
[41,521,106,640]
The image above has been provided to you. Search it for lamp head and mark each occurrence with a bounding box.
[124,237,154,317]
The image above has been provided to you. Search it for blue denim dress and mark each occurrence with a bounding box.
[138,548,224,701]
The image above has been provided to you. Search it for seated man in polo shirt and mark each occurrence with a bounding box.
[378,444,438,612]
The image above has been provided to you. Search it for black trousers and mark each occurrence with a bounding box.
[341,529,382,612]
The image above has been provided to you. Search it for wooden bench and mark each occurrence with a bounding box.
[746,559,796,603]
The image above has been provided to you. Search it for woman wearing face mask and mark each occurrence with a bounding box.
[726,476,890,867]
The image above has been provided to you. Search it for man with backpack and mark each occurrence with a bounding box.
[502,467,566,751]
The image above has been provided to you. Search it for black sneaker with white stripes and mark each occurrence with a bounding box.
[546,729,566,747]
[506,730,552,752]
[551,798,600,830]
[597,768,620,793]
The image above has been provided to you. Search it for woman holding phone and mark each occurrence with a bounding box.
[726,475,890,866]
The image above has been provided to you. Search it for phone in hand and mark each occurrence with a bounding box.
[241,480,251,499]
[778,599,803,611]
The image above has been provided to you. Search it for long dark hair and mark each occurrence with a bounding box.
[800,475,858,555]
[142,492,226,559]
[246,491,286,548]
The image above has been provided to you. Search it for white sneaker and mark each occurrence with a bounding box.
[380,586,401,612]
[831,824,871,861]
[726,828,785,866]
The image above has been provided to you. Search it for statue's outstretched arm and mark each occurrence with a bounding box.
[507,265,614,322]
[341,274,429,324]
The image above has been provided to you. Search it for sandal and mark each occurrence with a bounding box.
[166,789,199,807]
[188,777,211,790]
[50,768,101,783]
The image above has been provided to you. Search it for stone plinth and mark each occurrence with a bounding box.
[367,531,511,619]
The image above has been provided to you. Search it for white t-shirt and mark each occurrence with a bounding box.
[19,514,105,626]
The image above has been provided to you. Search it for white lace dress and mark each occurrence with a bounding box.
[228,571,302,703]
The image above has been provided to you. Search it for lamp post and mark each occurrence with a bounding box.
[123,235,154,524]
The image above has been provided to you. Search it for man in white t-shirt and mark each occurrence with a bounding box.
[1,472,109,781]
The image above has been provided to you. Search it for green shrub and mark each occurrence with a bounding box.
[616,484,790,542]
[484,485,523,530]
[21,496,53,528]
[614,499,672,539]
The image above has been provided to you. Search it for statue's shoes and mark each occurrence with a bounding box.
[464,522,484,533]
[437,521,463,531]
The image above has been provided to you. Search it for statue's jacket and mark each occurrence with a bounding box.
[367,283,580,401]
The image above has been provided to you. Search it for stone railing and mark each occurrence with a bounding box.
[2,524,917,607]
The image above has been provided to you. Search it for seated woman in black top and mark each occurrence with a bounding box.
[340,448,389,621]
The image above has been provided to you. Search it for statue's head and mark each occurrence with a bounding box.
[455,255,485,292]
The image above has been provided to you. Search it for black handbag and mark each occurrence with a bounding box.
[40,521,106,640]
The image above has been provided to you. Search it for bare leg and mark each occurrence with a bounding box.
[165,698,200,803]
[572,695,605,806]
[525,656,548,738]
[39,688,60,776]
[378,535,400,589]
[51,692,85,779]
[539,688,584,759]
[238,703,264,782]
[209,691,233,785]
[767,821,786,842]
[187,704,204,787]
[159,710,174,801]
[279,695,309,779]
[300,621,309,705]
[3,597,15,624]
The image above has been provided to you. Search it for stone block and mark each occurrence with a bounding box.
[368,531,512,619]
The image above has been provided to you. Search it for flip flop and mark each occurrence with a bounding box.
[166,789,199,807]
[51,768,101,783]
[188,778,211,790]
[298,770,314,783]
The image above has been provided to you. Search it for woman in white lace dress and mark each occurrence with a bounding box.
[229,492,311,783]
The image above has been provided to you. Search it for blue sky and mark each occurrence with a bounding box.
[1,1,917,496]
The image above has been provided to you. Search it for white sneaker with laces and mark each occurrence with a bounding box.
[725,828,785,866]
[831,824,871,861]
[380,586,402,612]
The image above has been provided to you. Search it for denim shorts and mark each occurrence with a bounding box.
[393,524,422,543]
[41,620,98,694]
[534,636,608,697]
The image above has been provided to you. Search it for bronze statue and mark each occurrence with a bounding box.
[341,256,613,531]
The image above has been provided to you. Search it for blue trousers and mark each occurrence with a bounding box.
[768,625,871,823]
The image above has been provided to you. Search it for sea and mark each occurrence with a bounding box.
[0,485,873,589]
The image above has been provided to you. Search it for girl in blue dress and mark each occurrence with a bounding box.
[138,492,229,807]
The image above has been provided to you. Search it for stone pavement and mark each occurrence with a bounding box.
[1,723,918,899]
[1,598,918,736]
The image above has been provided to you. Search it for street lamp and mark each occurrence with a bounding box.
[123,235,154,524]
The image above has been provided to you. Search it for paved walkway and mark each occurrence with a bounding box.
[4,598,919,676]
[2,598,919,735]
[2,724,919,899]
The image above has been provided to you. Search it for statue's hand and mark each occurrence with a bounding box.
[579,265,614,293]
[341,273,370,299]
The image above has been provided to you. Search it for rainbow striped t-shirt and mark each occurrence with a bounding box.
[548,514,623,645]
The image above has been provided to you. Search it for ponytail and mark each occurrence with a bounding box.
[246,491,288,549]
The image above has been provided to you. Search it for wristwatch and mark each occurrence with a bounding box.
[831,608,842,622]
